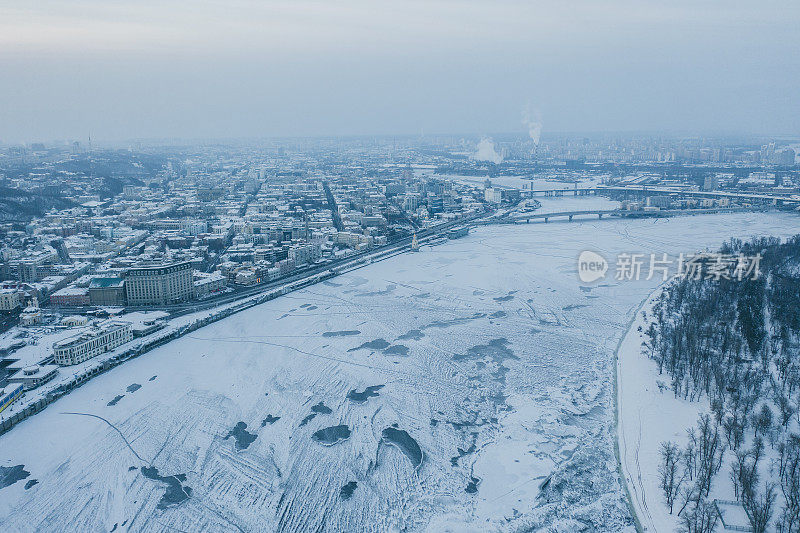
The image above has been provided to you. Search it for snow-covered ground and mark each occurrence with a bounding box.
[616,287,709,532]
[0,206,797,532]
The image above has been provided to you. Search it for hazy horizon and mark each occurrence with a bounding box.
[2,0,799,143]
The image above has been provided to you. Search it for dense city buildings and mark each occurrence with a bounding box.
[0,134,796,326]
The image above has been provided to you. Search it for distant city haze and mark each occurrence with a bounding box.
[1,0,799,143]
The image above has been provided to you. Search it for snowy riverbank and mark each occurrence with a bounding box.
[616,284,710,532]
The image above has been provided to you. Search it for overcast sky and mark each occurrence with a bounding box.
[1,0,798,142]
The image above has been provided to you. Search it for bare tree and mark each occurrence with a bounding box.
[679,498,719,533]
[745,482,776,533]
[695,414,724,498]
[778,438,800,533]
[660,441,684,513]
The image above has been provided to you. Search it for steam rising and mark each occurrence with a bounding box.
[522,104,542,145]
[473,137,503,164]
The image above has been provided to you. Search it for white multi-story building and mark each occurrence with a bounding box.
[288,242,322,266]
[0,288,21,311]
[484,188,503,204]
[53,320,133,366]
[124,262,193,306]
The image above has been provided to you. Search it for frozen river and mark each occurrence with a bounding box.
[1,206,798,532]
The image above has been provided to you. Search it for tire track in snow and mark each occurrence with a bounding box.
[61,412,145,463]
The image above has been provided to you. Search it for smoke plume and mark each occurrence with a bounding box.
[522,104,542,145]
[473,137,503,164]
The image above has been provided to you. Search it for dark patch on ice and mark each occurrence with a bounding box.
[430,418,439,427]
[449,420,479,430]
[473,289,485,295]
[412,292,431,299]
[323,330,361,337]
[300,303,311,308]
[128,466,137,471]
[452,338,517,363]
[323,280,342,286]
[261,414,281,426]
[24,479,38,490]
[382,427,423,468]
[306,305,317,310]
[489,311,507,318]
[148,375,157,381]
[340,481,358,500]
[347,385,384,403]
[110,523,118,532]
[530,327,542,334]
[465,476,481,494]
[421,313,486,330]
[225,422,257,450]
[312,425,351,445]
[126,383,141,393]
[311,401,332,414]
[563,304,588,311]
[450,443,477,466]
[0,465,30,489]
[357,285,396,297]
[140,466,192,509]
[348,338,390,352]
[383,344,409,356]
[493,294,514,302]
[579,286,593,293]
[299,414,316,426]
[107,395,124,406]
[398,329,424,341]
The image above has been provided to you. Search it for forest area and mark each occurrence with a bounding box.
[646,235,800,533]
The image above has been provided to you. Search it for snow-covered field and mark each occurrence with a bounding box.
[1,204,797,532]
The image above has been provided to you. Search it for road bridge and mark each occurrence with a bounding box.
[522,185,800,205]
[503,205,775,224]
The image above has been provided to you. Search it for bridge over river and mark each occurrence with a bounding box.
[521,185,800,206]
[496,205,776,224]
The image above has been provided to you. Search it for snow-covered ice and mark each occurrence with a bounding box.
[0,204,797,532]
